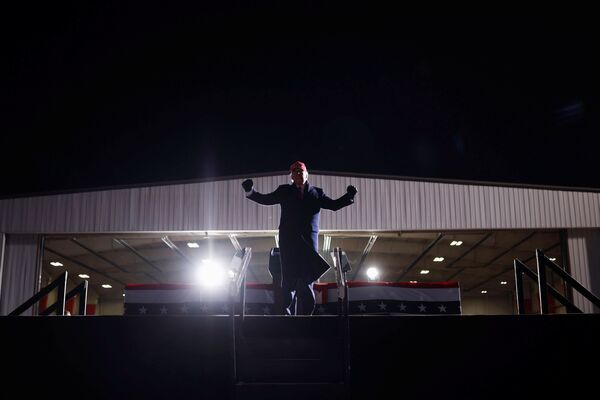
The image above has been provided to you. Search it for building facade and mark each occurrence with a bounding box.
[1,172,599,315]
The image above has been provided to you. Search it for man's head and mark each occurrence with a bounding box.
[290,161,308,186]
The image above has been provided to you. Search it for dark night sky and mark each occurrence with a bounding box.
[2,5,599,197]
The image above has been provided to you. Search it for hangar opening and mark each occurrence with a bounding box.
[39,229,567,316]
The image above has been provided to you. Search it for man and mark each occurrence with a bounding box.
[242,161,357,315]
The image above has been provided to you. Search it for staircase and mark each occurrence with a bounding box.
[234,316,348,399]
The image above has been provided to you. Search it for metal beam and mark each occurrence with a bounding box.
[444,232,493,281]
[229,234,242,253]
[463,238,556,293]
[70,237,129,273]
[445,233,493,269]
[447,232,537,282]
[43,247,128,286]
[521,242,560,264]
[113,238,163,274]
[481,232,537,268]
[397,233,444,280]
[352,235,378,280]
[162,236,195,266]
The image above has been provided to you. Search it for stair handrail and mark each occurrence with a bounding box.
[332,246,351,392]
[229,247,252,299]
[332,247,350,312]
[535,249,600,314]
[228,247,252,392]
[228,247,252,319]
[40,280,89,316]
[513,259,581,314]
[9,271,68,316]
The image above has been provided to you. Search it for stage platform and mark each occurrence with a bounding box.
[2,314,599,399]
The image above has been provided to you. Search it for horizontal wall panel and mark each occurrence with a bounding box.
[1,174,599,234]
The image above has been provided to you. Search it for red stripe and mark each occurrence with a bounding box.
[125,282,276,291]
[314,281,459,289]
[244,283,274,290]
[125,283,196,290]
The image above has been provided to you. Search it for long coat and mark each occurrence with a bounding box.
[247,182,354,284]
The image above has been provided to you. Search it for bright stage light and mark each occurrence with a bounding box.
[194,260,227,288]
[366,266,380,281]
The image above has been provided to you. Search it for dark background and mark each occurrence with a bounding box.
[2,5,599,196]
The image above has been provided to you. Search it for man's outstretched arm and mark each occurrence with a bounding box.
[319,185,357,211]
[242,179,282,205]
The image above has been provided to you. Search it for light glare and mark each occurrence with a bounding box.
[194,260,226,287]
[366,266,380,281]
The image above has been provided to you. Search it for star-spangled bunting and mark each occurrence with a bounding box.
[123,282,461,316]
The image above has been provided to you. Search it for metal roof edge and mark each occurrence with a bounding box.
[1,170,598,200]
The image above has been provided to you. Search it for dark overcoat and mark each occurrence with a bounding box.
[247,182,354,285]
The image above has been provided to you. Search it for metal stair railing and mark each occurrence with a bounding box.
[332,246,351,393]
[513,258,580,314]
[9,271,88,316]
[536,248,600,313]
[514,249,600,314]
[227,247,252,395]
[40,280,89,316]
[9,272,66,316]
[229,247,253,318]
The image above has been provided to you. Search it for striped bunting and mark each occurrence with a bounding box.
[123,281,461,316]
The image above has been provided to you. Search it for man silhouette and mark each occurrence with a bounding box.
[242,161,357,315]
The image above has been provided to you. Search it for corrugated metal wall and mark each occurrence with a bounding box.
[0,235,41,315]
[568,229,600,313]
[0,174,599,233]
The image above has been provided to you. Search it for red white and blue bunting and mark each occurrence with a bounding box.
[124,281,461,316]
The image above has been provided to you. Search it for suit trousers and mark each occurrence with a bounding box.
[278,236,318,316]
[281,278,315,316]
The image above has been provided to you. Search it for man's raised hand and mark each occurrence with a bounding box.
[242,179,254,192]
[347,185,357,196]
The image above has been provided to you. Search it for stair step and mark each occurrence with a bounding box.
[235,381,347,400]
[237,338,341,358]
[239,315,341,338]
[236,356,342,382]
